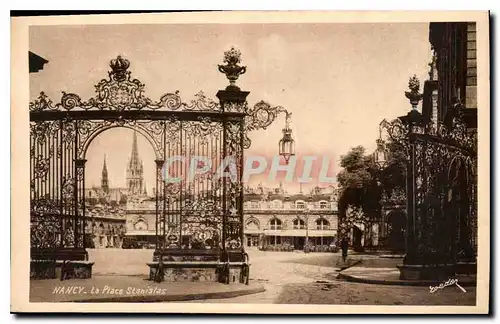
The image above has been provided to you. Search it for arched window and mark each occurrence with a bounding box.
[134,219,148,231]
[269,218,282,230]
[319,201,328,209]
[246,218,260,230]
[316,218,330,230]
[293,218,306,229]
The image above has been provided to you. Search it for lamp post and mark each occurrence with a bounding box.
[304,207,309,253]
[303,197,313,253]
[374,133,388,246]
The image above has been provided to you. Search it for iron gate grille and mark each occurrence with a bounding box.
[29,56,246,256]
[382,107,477,265]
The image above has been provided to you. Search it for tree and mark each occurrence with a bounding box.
[337,146,375,189]
[336,138,408,245]
[337,146,382,242]
[337,146,380,211]
[379,138,407,203]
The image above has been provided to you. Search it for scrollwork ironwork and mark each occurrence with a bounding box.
[76,119,166,160]
[30,57,223,113]
[378,80,477,265]
[243,101,291,149]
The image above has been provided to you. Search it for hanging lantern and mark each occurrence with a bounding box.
[374,138,387,169]
[279,112,295,164]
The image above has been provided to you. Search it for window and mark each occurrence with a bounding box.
[134,219,148,231]
[269,218,282,230]
[272,200,283,209]
[296,201,305,209]
[316,218,330,230]
[246,218,260,230]
[319,201,328,209]
[466,23,477,87]
[293,218,306,229]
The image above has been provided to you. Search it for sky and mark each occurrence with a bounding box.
[29,23,431,193]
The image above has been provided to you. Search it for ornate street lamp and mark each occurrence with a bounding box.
[374,138,388,169]
[279,112,295,164]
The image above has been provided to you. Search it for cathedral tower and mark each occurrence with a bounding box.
[101,154,109,194]
[126,131,144,196]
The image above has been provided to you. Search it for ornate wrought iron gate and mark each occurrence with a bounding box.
[382,78,477,276]
[30,49,289,280]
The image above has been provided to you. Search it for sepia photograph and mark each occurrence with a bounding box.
[11,11,490,314]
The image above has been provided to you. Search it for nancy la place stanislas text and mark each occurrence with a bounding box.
[52,285,167,296]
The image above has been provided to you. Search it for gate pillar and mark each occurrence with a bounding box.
[215,47,250,284]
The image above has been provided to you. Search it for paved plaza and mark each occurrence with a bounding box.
[79,248,477,305]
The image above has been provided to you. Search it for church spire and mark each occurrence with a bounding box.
[101,154,109,194]
[126,131,144,196]
[130,131,139,168]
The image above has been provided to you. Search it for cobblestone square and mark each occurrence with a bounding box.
[84,248,476,305]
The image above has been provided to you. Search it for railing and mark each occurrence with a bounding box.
[243,206,338,212]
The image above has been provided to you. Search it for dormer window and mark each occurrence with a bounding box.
[272,200,283,209]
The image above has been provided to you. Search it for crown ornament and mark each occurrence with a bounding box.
[109,55,130,82]
[218,47,247,91]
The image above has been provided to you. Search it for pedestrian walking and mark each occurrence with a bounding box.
[341,238,349,263]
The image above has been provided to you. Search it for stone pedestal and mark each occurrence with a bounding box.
[30,248,94,280]
[148,266,218,282]
[455,261,477,275]
[397,263,455,281]
[147,249,250,284]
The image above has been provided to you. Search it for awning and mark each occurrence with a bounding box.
[125,231,157,236]
[262,229,337,237]
[244,229,262,234]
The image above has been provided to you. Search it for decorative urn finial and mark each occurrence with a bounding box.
[109,55,130,82]
[218,47,247,91]
[405,75,423,109]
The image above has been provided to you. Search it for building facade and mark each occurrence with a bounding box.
[243,184,338,250]
[123,198,157,245]
[82,127,340,251]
